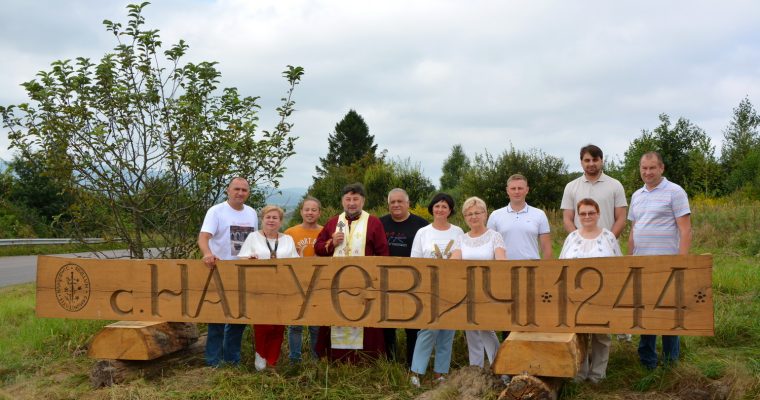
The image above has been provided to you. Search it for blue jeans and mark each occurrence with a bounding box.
[288,325,320,361]
[410,329,455,375]
[206,323,246,366]
[638,335,680,369]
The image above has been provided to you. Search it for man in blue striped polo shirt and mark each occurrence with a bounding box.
[628,151,692,369]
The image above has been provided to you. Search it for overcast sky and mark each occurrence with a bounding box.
[1,0,759,190]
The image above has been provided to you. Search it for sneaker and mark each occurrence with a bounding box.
[500,375,511,386]
[254,352,267,371]
[434,375,446,385]
[410,375,421,388]
[617,334,632,342]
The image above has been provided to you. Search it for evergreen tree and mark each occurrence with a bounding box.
[721,97,760,194]
[722,97,759,167]
[315,110,378,177]
[439,144,470,190]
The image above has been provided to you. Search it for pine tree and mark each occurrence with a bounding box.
[315,110,378,177]
[439,144,470,190]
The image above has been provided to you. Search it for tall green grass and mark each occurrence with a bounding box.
[1,200,759,399]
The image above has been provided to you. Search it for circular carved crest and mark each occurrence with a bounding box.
[54,263,91,312]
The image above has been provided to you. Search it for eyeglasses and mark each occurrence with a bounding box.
[578,211,598,217]
[464,211,485,218]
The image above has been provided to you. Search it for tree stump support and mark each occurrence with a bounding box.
[498,374,564,400]
[492,332,587,400]
[88,321,198,360]
[90,333,206,387]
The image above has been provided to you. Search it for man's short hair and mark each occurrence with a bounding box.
[427,192,455,217]
[302,195,321,210]
[580,144,603,160]
[640,151,664,166]
[228,176,249,187]
[506,174,528,187]
[342,182,366,198]
[387,188,409,203]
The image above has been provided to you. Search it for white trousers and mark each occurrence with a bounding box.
[577,333,611,381]
[465,330,500,367]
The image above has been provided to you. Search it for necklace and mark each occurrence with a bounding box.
[262,232,278,259]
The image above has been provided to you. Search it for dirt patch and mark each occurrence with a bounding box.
[415,365,505,400]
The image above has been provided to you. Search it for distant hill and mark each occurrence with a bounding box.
[264,187,307,210]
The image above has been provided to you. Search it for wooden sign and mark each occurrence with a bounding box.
[36,254,713,336]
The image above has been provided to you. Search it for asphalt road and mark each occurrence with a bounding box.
[0,249,160,288]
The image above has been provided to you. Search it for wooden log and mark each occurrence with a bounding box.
[492,332,586,377]
[90,334,206,387]
[498,374,563,400]
[88,321,198,360]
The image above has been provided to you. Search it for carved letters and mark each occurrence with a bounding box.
[36,255,714,336]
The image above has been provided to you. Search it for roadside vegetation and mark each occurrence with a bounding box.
[1,199,758,399]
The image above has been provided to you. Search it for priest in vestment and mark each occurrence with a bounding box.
[314,182,389,363]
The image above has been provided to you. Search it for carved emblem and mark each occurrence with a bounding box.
[55,263,91,312]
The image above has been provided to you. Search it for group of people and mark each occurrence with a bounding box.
[197,144,692,387]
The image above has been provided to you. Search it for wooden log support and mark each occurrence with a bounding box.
[492,332,586,377]
[90,334,206,387]
[498,375,563,400]
[88,321,198,360]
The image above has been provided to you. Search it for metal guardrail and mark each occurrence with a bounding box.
[0,238,120,246]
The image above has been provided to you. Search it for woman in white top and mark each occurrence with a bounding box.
[559,198,622,384]
[450,196,505,369]
[238,205,299,371]
[408,193,464,388]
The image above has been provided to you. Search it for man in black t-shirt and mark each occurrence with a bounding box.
[379,188,430,367]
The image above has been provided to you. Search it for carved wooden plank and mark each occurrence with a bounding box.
[36,254,714,335]
[492,332,585,377]
[87,321,198,360]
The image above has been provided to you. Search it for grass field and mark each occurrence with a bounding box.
[1,199,758,399]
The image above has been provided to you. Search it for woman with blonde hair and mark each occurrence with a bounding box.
[450,196,505,369]
[238,204,299,370]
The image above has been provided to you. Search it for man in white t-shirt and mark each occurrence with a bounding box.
[487,174,553,260]
[198,177,259,366]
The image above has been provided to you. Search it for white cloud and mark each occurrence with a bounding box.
[1,0,760,191]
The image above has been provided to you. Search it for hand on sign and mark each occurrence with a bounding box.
[202,253,218,269]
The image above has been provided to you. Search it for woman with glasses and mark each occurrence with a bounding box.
[450,196,505,369]
[559,198,622,383]
[408,193,464,387]
[238,205,299,371]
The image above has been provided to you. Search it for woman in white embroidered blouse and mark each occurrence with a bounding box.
[450,196,505,369]
[559,198,622,384]
[408,193,464,387]
[238,205,299,371]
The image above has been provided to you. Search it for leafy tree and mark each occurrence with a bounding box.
[0,3,304,258]
[722,97,760,194]
[619,114,721,196]
[308,154,375,209]
[4,152,72,225]
[315,109,378,177]
[459,147,567,210]
[393,158,436,207]
[439,144,470,191]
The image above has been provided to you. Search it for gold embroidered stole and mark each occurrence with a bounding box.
[330,211,371,349]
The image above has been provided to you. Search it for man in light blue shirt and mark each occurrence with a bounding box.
[487,173,553,260]
[628,152,692,369]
